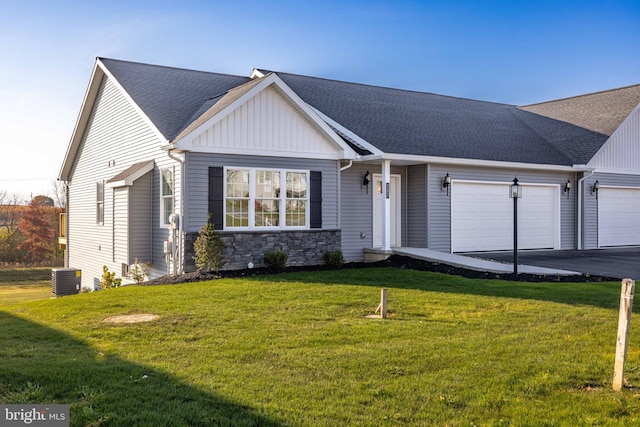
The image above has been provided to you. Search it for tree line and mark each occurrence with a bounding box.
[0,190,64,266]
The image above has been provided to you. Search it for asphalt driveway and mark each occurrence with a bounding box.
[470,247,640,280]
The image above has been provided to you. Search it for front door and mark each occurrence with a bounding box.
[373,174,401,248]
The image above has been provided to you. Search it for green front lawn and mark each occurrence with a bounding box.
[0,267,52,304]
[1,268,639,426]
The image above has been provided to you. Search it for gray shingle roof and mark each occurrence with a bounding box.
[273,72,608,165]
[173,76,266,142]
[100,58,618,166]
[100,58,250,141]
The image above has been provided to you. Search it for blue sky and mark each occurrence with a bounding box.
[1,0,639,199]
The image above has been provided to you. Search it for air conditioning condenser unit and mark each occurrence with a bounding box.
[52,268,81,296]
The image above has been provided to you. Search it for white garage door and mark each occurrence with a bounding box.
[451,181,560,252]
[598,187,640,247]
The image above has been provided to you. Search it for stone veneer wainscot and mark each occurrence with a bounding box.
[184,229,341,272]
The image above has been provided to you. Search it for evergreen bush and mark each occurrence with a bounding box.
[193,221,226,273]
[322,250,344,269]
[129,258,151,284]
[263,250,287,270]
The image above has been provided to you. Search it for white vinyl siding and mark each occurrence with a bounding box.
[588,105,640,172]
[67,75,180,289]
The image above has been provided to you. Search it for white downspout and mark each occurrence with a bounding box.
[340,160,353,171]
[338,161,353,230]
[577,170,595,250]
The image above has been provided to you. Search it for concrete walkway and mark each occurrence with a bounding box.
[394,247,581,276]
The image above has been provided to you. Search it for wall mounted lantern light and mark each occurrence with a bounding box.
[442,173,451,196]
[362,171,370,194]
[592,180,599,199]
[564,180,572,198]
[362,171,370,187]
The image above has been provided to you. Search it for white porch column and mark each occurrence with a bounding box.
[381,159,391,251]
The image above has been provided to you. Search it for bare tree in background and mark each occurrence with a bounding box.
[51,180,67,209]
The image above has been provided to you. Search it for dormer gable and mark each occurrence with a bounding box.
[171,73,358,160]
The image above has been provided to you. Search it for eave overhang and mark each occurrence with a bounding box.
[359,152,588,172]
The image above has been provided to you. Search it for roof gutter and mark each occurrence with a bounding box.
[361,153,578,172]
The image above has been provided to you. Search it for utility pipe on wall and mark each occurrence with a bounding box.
[167,148,185,275]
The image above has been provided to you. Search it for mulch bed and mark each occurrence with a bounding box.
[143,254,617,286]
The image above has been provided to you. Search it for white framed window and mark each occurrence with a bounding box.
[161,168,174,227]
[96,181,104,224]
[225,168,308,230]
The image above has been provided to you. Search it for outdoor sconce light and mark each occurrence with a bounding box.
[592,180,599,198]
[442,173,451,196]
[362,171,370,187]
[564,180,571,198]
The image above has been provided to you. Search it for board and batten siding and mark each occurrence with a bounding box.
[428,165,577,253]
[67,75,180,289]
[185,152,339,233]
[190,86,340,158]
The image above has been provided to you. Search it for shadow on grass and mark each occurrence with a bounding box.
[0,311,283,427]
[260,261,625,311]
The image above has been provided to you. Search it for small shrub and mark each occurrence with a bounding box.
[129,258,150,284]
[263,250,287,270]
[100,266,122,289]
[193,220,226,273]
[322,250,344,269]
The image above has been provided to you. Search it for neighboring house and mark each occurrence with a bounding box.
[59,58,640,289]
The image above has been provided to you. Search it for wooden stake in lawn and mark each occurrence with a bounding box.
[613,278,635,391]
[374,288,388,319]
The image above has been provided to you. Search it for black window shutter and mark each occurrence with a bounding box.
[208,167,224,230]
[310,171,322,229]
